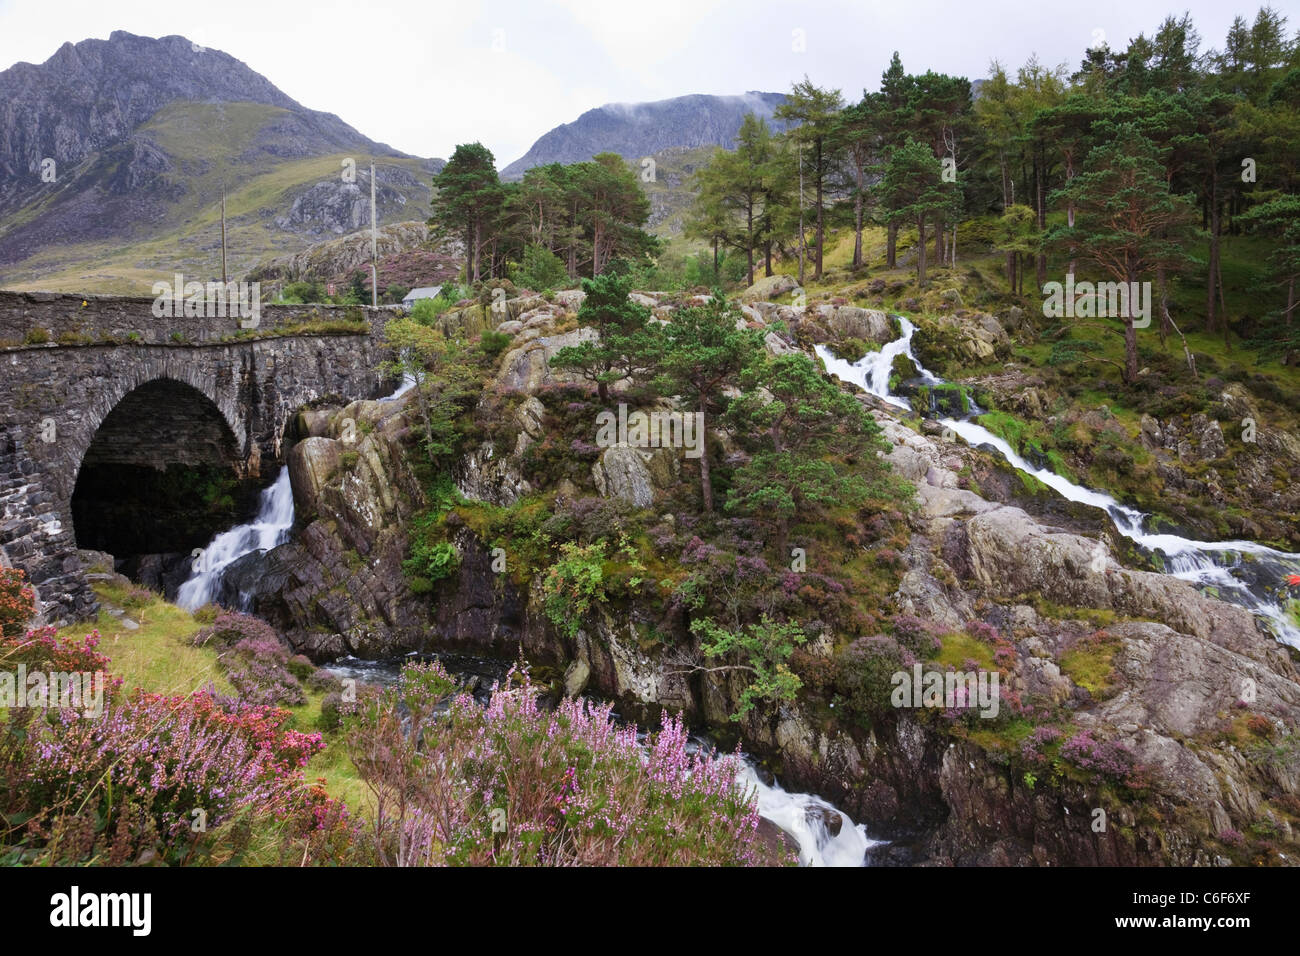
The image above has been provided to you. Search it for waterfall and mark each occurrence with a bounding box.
[176,467,295,611]
[735,764,880,866]
[815,319,1300,648]
[381,373,416,403]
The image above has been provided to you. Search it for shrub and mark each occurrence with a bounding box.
[475,278,517,307]
[281,280,327,304]
[410,296,452,325]
[892,614,942,658]
[192,613,303,706]
[403,539,460,585]
[1,687,324,864]
[319,691,345,731]
[192,603,220,625]
[692,616,807,718]
[1059,730,1145,787]
[287,655,315,680]
[344,663,770,865]
[225,637,305,707]
[1019,725,1063,764]
[789,647,836,693]
[307,669,343,693]
[480,329,512,356]
[0,567,36,638]
[542,540,610,638]
[511,244,568,292]
[835,635,910,725]
[1218,827,1245,847]
[121,585,154,609]
[1,624,120,697]
[23,327,50,345]
[193,611,280,649]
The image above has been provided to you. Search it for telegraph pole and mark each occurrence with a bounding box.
[370,163,378,308]
[221,186,228,285]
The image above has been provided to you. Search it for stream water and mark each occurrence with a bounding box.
[176,467,295,611]
[815,318,1300,649]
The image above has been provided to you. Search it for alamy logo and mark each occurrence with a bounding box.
[151,274,261,328]
[0,666,104,717]
[595,404,704,459]
[891,664,1000,718]
[50,886,151,936]
[1042,273,1150,328]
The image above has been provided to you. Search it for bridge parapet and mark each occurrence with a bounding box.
[0,290,398,348]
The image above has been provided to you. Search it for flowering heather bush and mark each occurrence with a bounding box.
[1059,730,1146,788]
[835,635,911,726]
[346,663,768,866]
[544,495,642,545]
[1218,827,1245,847]
[192,610,280,649]
[120,586,155,609]
[225,639,306,707]
[1020,726,1064,764]
[965,620,1001,646]
[1,625,122,702]
[2,689,324,864]
[193,612,303,706]
[0,567,36,638]
[892,615,943,658]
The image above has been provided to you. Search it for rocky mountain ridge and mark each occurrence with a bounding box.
[500,91,788,180]
[0,31,443,290]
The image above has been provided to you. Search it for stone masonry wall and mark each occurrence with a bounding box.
[0,292,392,623]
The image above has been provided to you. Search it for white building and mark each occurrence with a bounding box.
[401,285,443,309]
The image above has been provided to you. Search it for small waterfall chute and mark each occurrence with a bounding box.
[176,467,295,611]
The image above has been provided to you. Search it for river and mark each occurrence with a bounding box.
[815,317,1300,649]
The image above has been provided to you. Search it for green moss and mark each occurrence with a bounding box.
[932,632,996,670]
[1058,633,1121,697]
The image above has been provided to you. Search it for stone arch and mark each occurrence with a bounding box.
[68,374,259,582]
[62,359,247,498]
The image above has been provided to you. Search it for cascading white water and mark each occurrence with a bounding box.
[817,319,940,410]
[381,373,417,403]
[176,467,295,610]
[815,319,1300,648]
[735,764,880,866]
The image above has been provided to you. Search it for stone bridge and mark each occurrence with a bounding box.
[0,291,393,622]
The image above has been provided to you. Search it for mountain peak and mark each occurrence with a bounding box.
[0,31,440,289]
[500,90,788,180]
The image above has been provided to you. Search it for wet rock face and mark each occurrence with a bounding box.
[248,400,430,660]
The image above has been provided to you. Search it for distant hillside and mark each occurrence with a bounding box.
[637,145,724,237]
[247,221,461,293]
[0,31,444,292]
[501,91,788,180]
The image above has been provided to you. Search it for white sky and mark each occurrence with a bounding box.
[0,0,1290,166]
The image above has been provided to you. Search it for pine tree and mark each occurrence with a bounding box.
[1046,126,1197,383]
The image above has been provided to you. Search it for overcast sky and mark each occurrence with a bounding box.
[0,0,1290,166]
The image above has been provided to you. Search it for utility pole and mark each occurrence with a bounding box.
[370,163,378,308]
[797,150,805,286]
[221,186,228,285]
